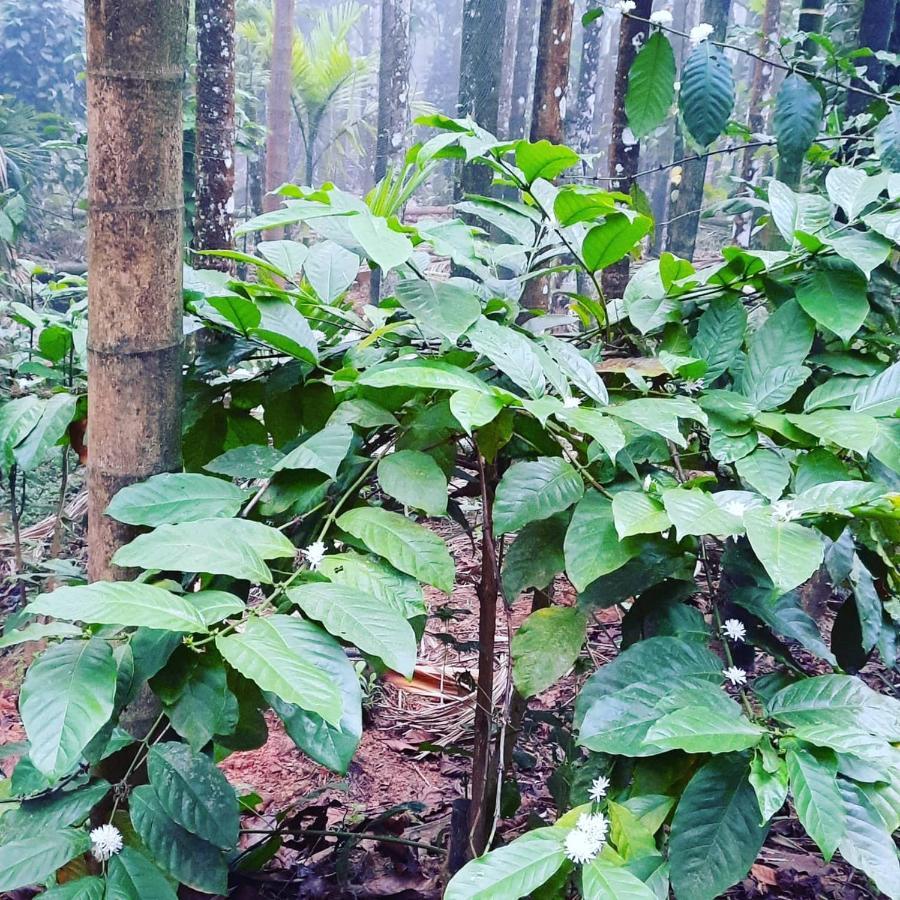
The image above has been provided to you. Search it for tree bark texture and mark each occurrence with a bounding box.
[601,0,652,297]
[499,0,521,137]
[265,0,294,233]
[85,0,187,582]
[567,1,603,152]
[664,0,733,261]
[374,0,412,183]
[457,0,509,198]
[508,0,540,140]
[529,0,575,145]
[194,0,236,268]
[883,0,900,92]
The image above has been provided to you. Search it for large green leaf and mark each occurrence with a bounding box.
[541,335,609,405]
[42,876,106,899]
[795,260,869,343]
[20,639,117,778]
[625,32,676,139]
[337,506,455,592]
[669,754,767,900]
[450,389,506,435]
[0,829,90,893]
[837,779,900,899]
[821,229,891,279]
[825,166,886,221]
[29,582,208,632]
[874,106,900,172]
[288,583,417,677]
[679,42,735,146]
[583,859,657,900]
[256,239,309,280]
[377,449,448,516]
[466,317,546,399]
[611,491,671,539]
[106,847,178,900]
[749,754,789,824]
[773,74,822,167]
[691,296,747,383]
[850,360,899,416]
[501,516,566,599]
[395,279,481,343]
[12,392,77,472]
[348,209,414,271]
[583,214,653,271]
[606,397,705,448]
[251,298,318,363]
[0,395,41,471]
[515,140,580,183]
[216,615,342,725]
[661,487,744,540]
[129,784,227,894]
[272,424,353,478]
[358,359,489,394]
[735,449,791,501]
[768,180,831,246]
[457,197,537,245]
[512,607,586,698]
[785,746,845,860]
[492,458,582,540]
[106,473,245,526]
[147,742,238,849]
[645,704,764,754]
[303,240,359,302]
[743,507,824,594]
[444,827,567,900]
[0,621,82,649]
[112,518,295,584]
[786,410,878,457]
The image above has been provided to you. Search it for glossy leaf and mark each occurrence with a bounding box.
[395,279,481,343]
[625,32,676,139]
[773,74,822,167]
[786,747,844,860]
[106,473,246,526]
[743,507,824,594]
[377,449,448,516]
[273,424,353,478]
[512,607,586,697]
[0,829,91,893]
[795,260,869,343]
[106,847,178,900]
[494,457,584,536]
[679,42,735,146]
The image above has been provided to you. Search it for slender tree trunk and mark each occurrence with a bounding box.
[265,0,294,234]
[529,0,575,144]
[194,0,236,269]
[884,0,900,92]
[374,0,412,182]
[664,0,733,261]
[567,2,603,153]
[85,0,187,582]
[798,0,825,50]
[457,0,509,198]
[846,0,894,116]
[499,0,521,137]
[602,0,652,297]
[508,0,540,140]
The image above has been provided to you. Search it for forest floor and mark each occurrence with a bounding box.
[0,498,890,899]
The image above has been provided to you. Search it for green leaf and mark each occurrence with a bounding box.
[466,317,546,399]
[0,621,82,649]
[541,335,609,405]
[785,746,845,860]
[216,615,342,725]
[257,239,309,280]
[669,754,767,900]
[12,393,77,472]
[457,197,537,245]
[606,397,705,448]
[874,106,900,172]
[768,180,831,246]
[303,240,359,302]
[494,457,584,536]
[337,506,455,592]
[106,847,178,900]
[515,140,580,183]
[0,395,41,471]
[29,582,208,633]
[795,260,869,343]
[512,607,586,698]
[190,590,246,626]
[743,507,824,594]
[42,876,106,900]
[786,410,878,457]
[147,741,238,849]
[625,32,676,139]
[112,518,295,584]
[0,778,109,839]
[837,779,900,898]
[645,704,764,754]
[735,449,791,501]
[251,298,318,363]
[583,859,657,900]
[583,213,652,271]
[501,516,566,599]
[288,582,417,677]
[395,279,481,343]
[749,753,788,823]
[445,827,567,900]
[106,473,246,526]
[38,325,73,363]
[821,229,891,279]
[691,296,747,383]
[0,829,90,893]
[450,390,506,435]
[556,408,626,461]
[272,423,353,478]
[358,359,489,394]
[611,491,671,539]
[129,784,227,894]
[377,449,448,516]
[864,208,900,242]
[679,42,735,146]
[851,360,899,416]
[661,487,744,540]
[825,167,886,220]
[773,74,822,167]
[348,209,414,271]
[21,639,117,778]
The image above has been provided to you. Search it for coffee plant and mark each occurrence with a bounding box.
[0,108,898,898]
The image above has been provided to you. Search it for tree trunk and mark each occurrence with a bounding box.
[664,0,733,261]
[374,0,412,182]
[601,0,652,297]
[508,0,540,140]
[883,0,900,92]
[567,1,603,153]
[499,0,521,137]
[529,0,575,145]
[85,0,187,582]
[265,0,294,234]
[194,0,236,269]
[457,0,509,198]
[846,0,894,116]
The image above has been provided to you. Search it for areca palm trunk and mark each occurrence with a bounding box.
[265,0,294,235]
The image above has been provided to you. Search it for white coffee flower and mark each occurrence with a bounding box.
[722,499,748,518]
[723,666,748,686]
[577,812,609,843]
[615,0,636,12]
[564,825,603,865]
[589,774,611,802]
[301,540,327,570]
[682,378,705,394]
[90,824,123,862]
[649,9,674,24]
[723,618,746,642]
[690,22,714,43]
[771,499,800,523]
[741,285,755,295]
[563,396,583,409]
[642,474,653,491]
[311,329,327,343]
